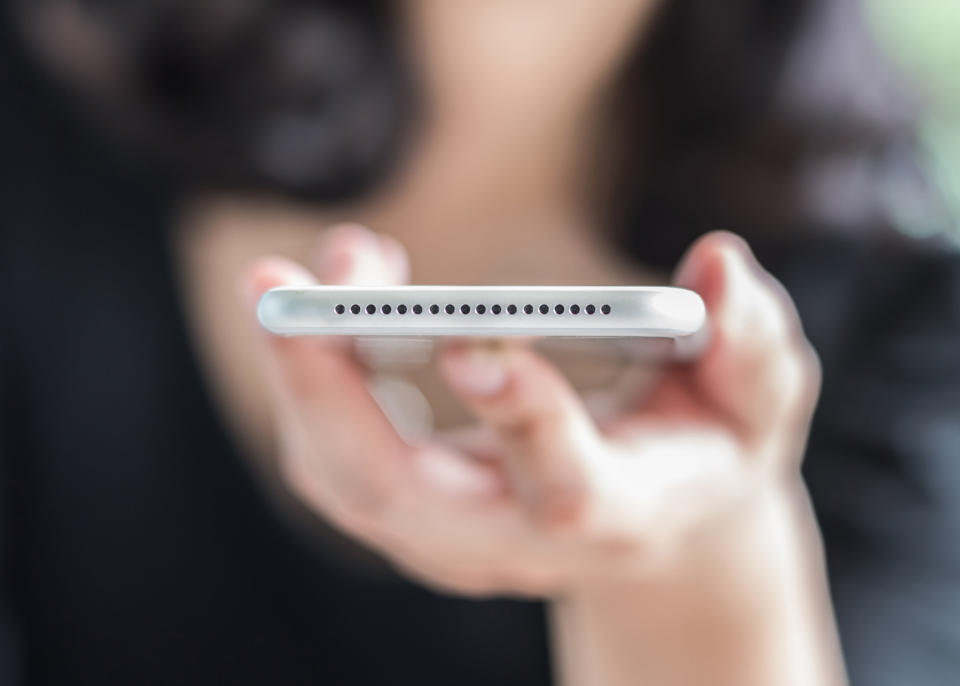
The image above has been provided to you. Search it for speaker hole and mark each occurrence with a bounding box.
[523,304,534,314]
[381,304,392,315]
[601,304,611,315]
[585,304,596,314]
[476,304,486,315]
[413,304,423,314]
[445,304,455,314]
[350,304,361,315]
[555,304,564,314]
[366,304,376,314]
[335,304,345,315]
[537,304,548,314]
[507,304,518,315]
[460,304,470,314]
[570,304,580,314]
[397,304,407,315]
[492,304,502,315]
[430,304,440,315]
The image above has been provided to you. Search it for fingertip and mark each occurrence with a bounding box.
[674,236,728,311]
[679,235,816,439]
[706,230,753,258]
[676,231,766,315]
[240,256,317,312]
[239,258,319,381]
[312,223,409,286]
[379,233,412,283]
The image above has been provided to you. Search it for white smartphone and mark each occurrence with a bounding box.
[258,286,708,359]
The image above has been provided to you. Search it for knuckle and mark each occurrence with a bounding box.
[784,339,821,408]
[785,341,822,426]
[756,285,798,344]
[798,341,822,400]
[731,265,801,347]
[530,482,590,533]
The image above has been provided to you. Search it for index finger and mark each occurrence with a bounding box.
[245,225,414,515]
[440,342,604,527]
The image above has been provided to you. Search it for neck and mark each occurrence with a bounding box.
[177,115,647,287]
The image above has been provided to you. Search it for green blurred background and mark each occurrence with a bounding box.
[868,0,960,240]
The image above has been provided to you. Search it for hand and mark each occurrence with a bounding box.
[243,224,822,597]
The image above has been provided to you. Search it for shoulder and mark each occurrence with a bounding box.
[767,234,960,685]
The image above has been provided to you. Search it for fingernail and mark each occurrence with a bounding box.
[442,347,509,397]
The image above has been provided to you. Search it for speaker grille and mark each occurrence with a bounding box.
[334,302,612,317]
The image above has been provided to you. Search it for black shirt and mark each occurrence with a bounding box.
[3,28,960,686]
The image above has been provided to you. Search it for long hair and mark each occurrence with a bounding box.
[12,0,942,262]
[600,0,939,264]
[11,0,415,203]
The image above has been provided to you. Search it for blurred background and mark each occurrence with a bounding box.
[3,1,960,685]
[868,0,960,240]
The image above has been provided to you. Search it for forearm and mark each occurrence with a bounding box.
[550,486,847,686]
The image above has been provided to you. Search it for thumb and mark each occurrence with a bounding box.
[674,232,821,447]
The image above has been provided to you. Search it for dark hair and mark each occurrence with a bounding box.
[14,0,941,261]
[13,0,415,203]
[599,0,938,264]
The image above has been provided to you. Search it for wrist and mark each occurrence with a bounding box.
[550,478,846,686]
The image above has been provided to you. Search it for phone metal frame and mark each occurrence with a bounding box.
[259,286,706,352]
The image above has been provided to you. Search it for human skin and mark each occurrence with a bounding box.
[239,226,847,686]
[166,0,850,682]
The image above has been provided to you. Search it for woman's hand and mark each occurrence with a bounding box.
[244,223,818,592]
[244,224,846,685]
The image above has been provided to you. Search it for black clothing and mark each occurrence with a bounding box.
[3,23,960,686]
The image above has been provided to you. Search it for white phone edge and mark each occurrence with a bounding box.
[258,285,709,358]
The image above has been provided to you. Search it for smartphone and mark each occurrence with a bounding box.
[258,285,707,435]
[258,285,707,358]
